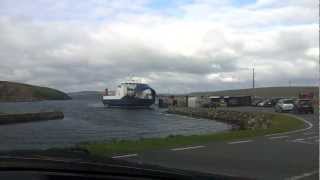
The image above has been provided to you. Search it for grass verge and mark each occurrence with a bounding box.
[78,113,305,157]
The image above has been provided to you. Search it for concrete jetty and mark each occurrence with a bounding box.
[0,111,64,125]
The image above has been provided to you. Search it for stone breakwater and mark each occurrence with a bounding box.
[0,111,64,125]
[168,107,273,130]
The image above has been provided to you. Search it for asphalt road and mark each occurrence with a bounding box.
[112,107,319,180]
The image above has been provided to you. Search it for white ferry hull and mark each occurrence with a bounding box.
[102,82,156,108]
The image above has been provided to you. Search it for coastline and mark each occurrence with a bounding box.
[77,109,305,156]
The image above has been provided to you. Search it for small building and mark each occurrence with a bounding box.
[188,96,198,108]
[175,96,188,107]
[158,98,168,108]
[158,95,189,108]
[188,96,210,108]
[208,96,227,107]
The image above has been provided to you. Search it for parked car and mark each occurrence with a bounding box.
[274,99,295,112]
[270,97,286,106]
[257,99,272,107]
[293,99,314,114]
[251,98,264,106]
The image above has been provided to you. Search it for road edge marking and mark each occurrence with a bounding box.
[171,145,205,151]
[304,136,318,140]
[285,170,318,180]
[265,114,313,137]
[303,132,314,135]
[268,135,289,140]
[290,140,314,145]
[228,140,253,144]
[112,153,138,159]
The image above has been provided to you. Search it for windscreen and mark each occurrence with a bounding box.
[0,1,318,180]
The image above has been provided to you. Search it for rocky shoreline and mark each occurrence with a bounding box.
[0,111,64,125]
[168,107,273,130]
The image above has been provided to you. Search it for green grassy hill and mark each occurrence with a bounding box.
[190,86,319,99]
[0,81,71,102]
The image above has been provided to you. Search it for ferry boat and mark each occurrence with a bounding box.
[102,80,156,108]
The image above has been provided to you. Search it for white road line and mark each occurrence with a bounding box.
[294,138,304,141]
[295,141,314,144]
[303,132,314,135]
[268,135,289,140]
[112,154,138,159]
[304,136,318,140]
[228,140,253,144]
[285,170,318,180]
[265,115,313,137]
[291,140,314,145]
[171,145,205,151]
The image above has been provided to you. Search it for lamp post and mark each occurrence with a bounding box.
[252,67,256,100]
[252,67,255,89]
[238,66,256,98]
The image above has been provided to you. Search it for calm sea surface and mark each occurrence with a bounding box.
[0,94,231,150]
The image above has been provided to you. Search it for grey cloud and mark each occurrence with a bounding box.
[0,14,318,94]
[0,0,148,21]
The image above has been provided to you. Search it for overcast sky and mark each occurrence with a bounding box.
[0,0,318,93]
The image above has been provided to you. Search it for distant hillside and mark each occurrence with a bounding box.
[68,91,102,96]
[190,86,319,99]
[68,91,103,100]
[0,81,71,102]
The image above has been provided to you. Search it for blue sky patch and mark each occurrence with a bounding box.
[231,0,256,7]
[147,0,193,10]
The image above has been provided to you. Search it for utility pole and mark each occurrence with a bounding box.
[252,67,255,89]
[252,67,255,99]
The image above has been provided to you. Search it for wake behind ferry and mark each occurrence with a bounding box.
[102,80,156,108]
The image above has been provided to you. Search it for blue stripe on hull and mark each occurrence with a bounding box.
[102,98,154,108]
